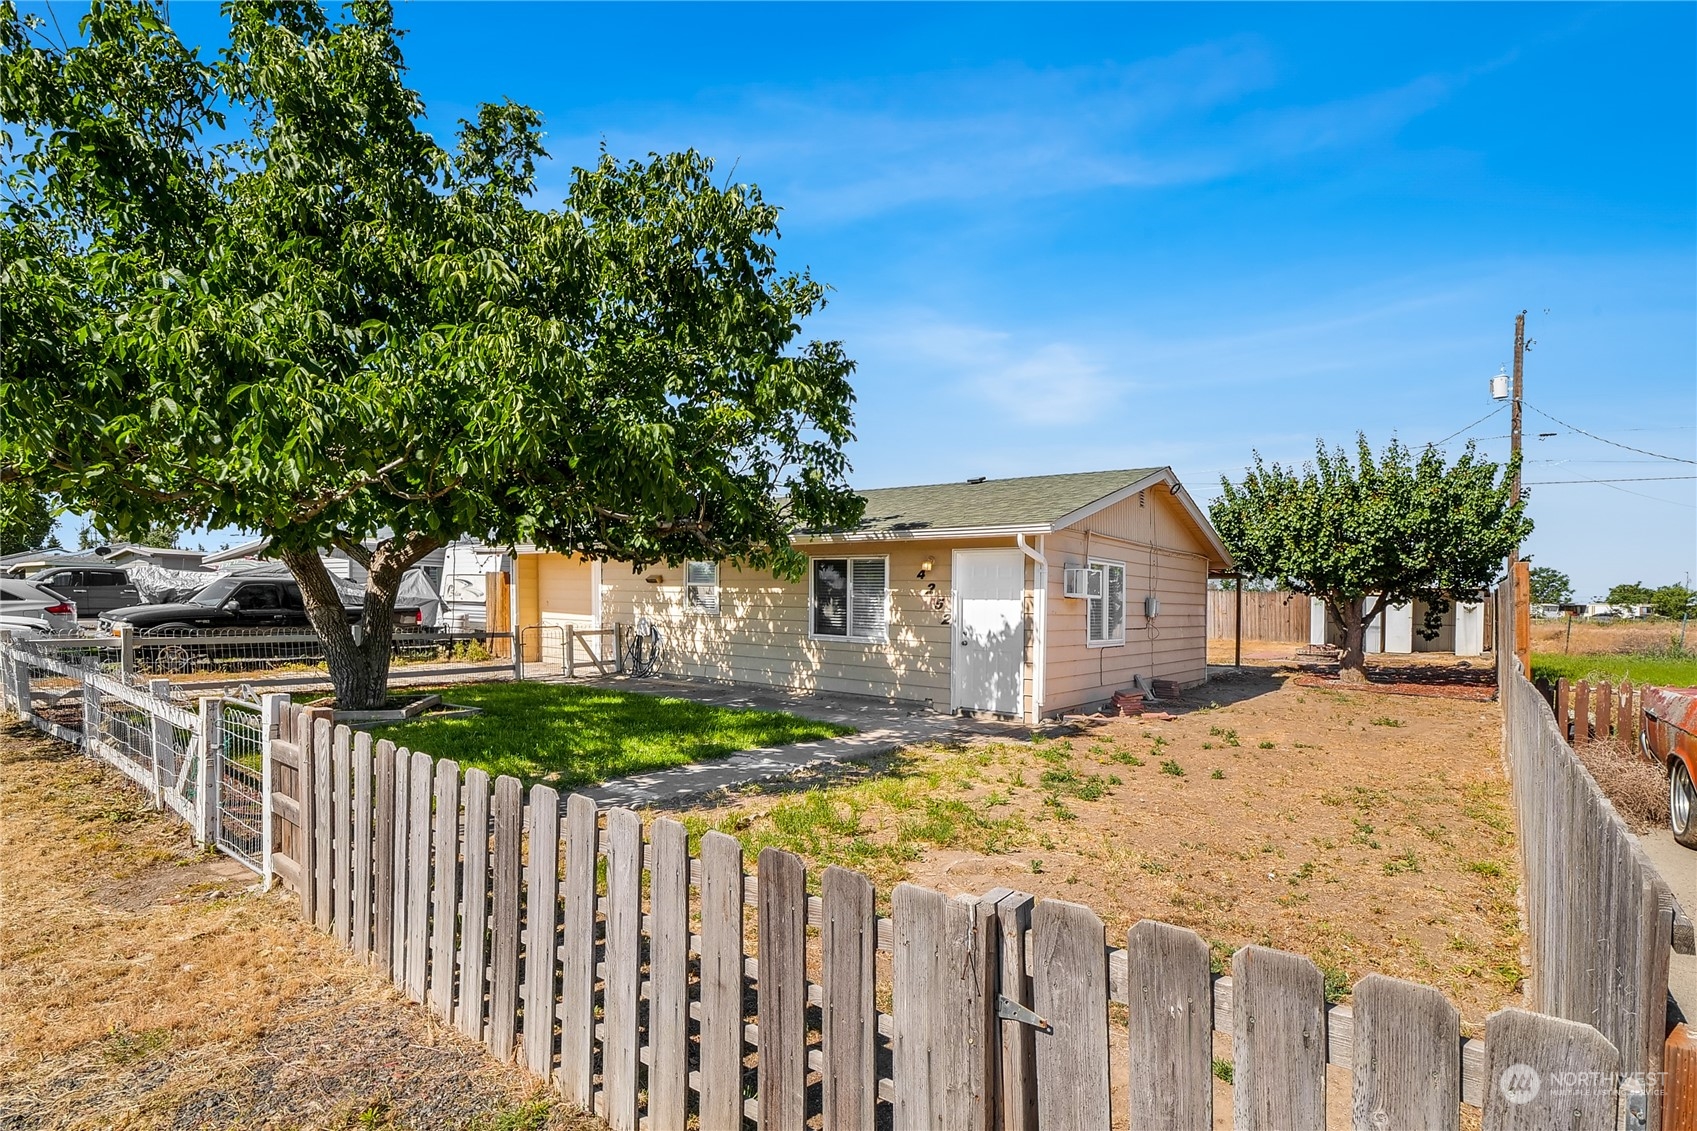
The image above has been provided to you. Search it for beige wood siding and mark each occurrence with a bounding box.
[533,554,597,665]
[599,542,964,708]
[516,553,541,661]
[1043,490,1210,715]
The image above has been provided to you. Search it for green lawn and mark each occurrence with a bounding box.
[372,682,854,788]
[1531,651,1697,686]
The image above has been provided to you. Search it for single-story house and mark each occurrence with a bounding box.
[511,468,1234,722]
[1308,595,1486,656]
[2,543,209,576]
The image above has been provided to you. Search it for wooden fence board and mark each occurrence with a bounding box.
[557,793,597,1107]
[1124,919,1213,1130]
[521,784,560,1078]
[1597,678,1613,738]
[992,890,1038,1131]
[429,759,462,1022]
[389,747,411,986]
[352,732,373,958]
[821,865,876,1131]
[1207,589,1313,642]
[648,817,690,1131]
[758,847,808,1131]
[1574,680,1590,743]
[313,717,332,932]
[1232,944,1327,1131]
[697,830,745,1131]
[1480,1008,1620,1130]
[331,725,352,946]
[405,751,433,1004]
[457,768,491,1041]
[1032,898,1110,1129]
[1350,973,1459,1131]
[373,740,395,971]
[488,775,523,1063]
[603,808,642,1131]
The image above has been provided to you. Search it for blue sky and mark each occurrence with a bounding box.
[52,2,1697,599]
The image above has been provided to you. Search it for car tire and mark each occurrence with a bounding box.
[1672,758,1697,850]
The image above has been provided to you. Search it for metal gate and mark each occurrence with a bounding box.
[208,697,266,873]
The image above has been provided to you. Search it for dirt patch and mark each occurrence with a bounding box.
[683,660,1524,1030]
[0,721,603,1131]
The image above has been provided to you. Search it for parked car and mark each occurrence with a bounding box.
[98,574,421,633]
[0,577,80,633]
[29,565,141,618]
[1641,686,1697,849]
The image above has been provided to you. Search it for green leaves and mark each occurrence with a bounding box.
[1,0,860,570]
[1211,434,1531,630]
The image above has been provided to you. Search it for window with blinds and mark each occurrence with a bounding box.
[1087,558,1126,646]
[685,561,719,615]
[810,556,888,641]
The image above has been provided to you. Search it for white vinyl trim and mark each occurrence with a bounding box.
[807,555,889,643]
[1086,557,1127,647]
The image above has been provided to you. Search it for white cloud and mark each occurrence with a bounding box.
[537,37,1465,223]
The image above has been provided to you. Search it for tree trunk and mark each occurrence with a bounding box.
[1336,599,1369,684]
[281,535,441,711]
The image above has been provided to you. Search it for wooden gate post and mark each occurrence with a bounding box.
[258,692,290,890]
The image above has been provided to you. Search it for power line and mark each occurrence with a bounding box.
[1523,475,1696,484]
[1524,403,1696,464]
[1428,403,1506,448]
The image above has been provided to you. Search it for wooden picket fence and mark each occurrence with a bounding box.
[1548,675,1646,746]
[256,701,1662,1129]
[1205,589,1312,642]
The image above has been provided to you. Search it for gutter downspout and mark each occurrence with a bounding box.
[1017,533,1047,725]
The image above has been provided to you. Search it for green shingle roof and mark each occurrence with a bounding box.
[807,468,1166,536]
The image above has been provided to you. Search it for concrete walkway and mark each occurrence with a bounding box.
[550,676,1026,810]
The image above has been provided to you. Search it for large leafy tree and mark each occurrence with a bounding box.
[0,0,861,706]
[1211,436,1530,680]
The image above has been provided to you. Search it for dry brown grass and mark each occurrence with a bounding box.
[1573,738,1670,832]
[1528,618,1685,655]
[0,721,604,1131]
[683,662,1525,1031]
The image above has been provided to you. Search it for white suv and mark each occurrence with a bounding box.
[0,578,80,634]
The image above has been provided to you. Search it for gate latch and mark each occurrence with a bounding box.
[996,995,1051,1033]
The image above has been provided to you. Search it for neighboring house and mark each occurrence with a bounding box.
[1308,595,1487,656]
[512,468,1234,722]
[4,543,208,576]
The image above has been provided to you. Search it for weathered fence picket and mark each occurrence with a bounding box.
[404,751,432,1004]
[1124,919,1213,1130]
[488,774,522,1062]
[821,865,876,1131]
[456,767,491,1041]
[520,783,559,1078]
[352,732,373,958]
[429,758,461,1020]
[647,817,690,1130]
[556,791,596,1107]
[1032,898,1111,1128]
[603,807,642,1131]
[757,847,808,1131]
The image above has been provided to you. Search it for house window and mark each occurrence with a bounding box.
[810,556,888,642]
[686,560,720,615]
[1086,559,1126,646]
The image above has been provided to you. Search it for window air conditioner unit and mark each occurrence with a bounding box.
[1063,567,1103,599]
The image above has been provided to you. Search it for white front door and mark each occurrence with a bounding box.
[953,549,1025,716]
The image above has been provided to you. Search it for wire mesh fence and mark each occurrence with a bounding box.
[212,697,266,869]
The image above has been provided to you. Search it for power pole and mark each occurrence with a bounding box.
[1509,309,1526,564]
[1508,310,1530,676]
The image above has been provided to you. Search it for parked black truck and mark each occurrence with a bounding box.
[99,574,422,633]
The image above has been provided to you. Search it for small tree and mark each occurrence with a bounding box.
[1528,566,1573,606]
[0,1,861,706]
[1211,436,1530,681]
[1605,582,1655,607]
[1650,584,1695,620]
